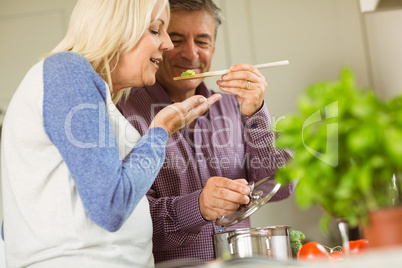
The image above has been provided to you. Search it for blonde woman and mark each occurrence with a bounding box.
[0,0,221,267]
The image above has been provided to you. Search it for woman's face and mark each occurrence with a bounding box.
[111,2,173,92]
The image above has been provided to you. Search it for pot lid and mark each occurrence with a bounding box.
[216,177,281,227]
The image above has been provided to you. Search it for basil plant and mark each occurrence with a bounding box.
[275,69,402,229]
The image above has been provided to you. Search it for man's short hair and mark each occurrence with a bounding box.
[169,0,222,37]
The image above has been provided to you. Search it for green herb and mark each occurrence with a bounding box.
[181,69,195,76]
[275,69,402,230]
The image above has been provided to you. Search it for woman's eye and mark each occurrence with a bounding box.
[151,30,160,35]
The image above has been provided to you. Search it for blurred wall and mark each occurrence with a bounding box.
[363,8,402,99]
[0,0,77,108]
[1,0,402,250]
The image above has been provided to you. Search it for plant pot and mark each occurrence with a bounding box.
[362,206,402,248]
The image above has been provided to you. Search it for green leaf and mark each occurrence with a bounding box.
[346,126,377,154]
[276,165,297,184]
[350,94,379,119]
[385,127,402,161]
[275,116,302,132]
[276,135,297,148]
[370,155,385,168]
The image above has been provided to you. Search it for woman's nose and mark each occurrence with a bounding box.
[161,32,174,51]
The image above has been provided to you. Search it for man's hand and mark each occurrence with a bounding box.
[199,177,250,221]
[216,64,267,116]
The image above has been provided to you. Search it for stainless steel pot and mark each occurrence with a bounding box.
[213,226,292,261]
[228,228,271,258]
[265,225,292,261]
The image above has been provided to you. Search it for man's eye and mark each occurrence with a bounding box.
[197,41,211,48]
[171,40,182,46]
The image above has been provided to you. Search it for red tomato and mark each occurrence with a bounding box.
[298,242,330,261]
[345,239,369,255]
[329,250,344,262]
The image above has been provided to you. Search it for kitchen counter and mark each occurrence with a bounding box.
[156,246,402,268]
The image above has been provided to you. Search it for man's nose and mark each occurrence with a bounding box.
[180,40,199,61]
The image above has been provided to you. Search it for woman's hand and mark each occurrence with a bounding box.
[217,64,268,116]
[150,94,222,136]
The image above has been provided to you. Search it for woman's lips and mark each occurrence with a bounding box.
[150,58,161,69]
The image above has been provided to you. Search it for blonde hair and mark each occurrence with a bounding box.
[50,0,170,101]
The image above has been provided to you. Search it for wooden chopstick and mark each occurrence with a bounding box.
[173,60,289,81]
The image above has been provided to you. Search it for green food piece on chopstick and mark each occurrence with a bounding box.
[181,69,195,76]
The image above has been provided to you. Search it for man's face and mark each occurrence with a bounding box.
[156,9,216,99]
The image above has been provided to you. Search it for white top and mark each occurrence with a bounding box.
[1,52,168,267]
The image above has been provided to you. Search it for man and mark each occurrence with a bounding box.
[117,0,295,263]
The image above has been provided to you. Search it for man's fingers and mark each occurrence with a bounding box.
[219,86,243,97]
[213,189,249,207]
[229,64,265,78]
[234,178,249,185]
[213,177,250,195]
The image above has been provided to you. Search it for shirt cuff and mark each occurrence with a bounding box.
[175,190,210,233]
[146,127,169,144]
[241,103,273,140]
[241,102,270,125]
